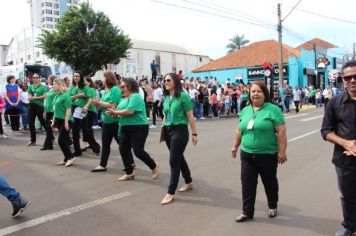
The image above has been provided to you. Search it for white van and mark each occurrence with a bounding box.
[0,63,52,87]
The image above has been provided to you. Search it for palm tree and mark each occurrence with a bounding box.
[226,34,250,53]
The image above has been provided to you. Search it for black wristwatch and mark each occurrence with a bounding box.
[192,133,198,136]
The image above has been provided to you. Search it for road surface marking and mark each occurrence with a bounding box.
[299,115,324,122]
[288,129,320,142]
[285,113,308,119]
[0,191,131,236]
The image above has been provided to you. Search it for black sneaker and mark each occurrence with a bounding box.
[12,198,30,218]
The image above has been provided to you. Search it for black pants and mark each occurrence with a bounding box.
[83,111,96,142]
[29,103,46,142]
[203,100,210,117]
[100,122,120,167]
[0,112,3,134]
[310,96,316,105]
[231,98,237,113]
[7,109,20,131]
[212,104,218,117]
[119,125,156,175]
[152,101,163,126]
[72,108,100,155]
[164,125,192,195]
[240,151,279,217]
[146,102,153,118]
[336,167,356,232]
[4,109,10,125]
[56,118,73,162]
[43,112,54,148]
[294,101,300,113]
[152,71,157,81]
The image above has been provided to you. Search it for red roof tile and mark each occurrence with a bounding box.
[296,38,337,51]
[192,40,300,72]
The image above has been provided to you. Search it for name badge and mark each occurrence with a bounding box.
[167,114,172,123]
[247,120,254,130]
[34,93,37,97]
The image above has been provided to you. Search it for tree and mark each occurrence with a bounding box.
[38,2,132,77]
[226,34,250,54]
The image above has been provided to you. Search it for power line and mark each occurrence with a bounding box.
[180,0,276,28]
[287,6,356,25]
[282,0,302,22]
[147,0,277,30]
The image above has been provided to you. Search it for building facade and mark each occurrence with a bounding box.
[29,0,79,30]
[189,38,345,89]
[92,39,210,80]
[5,0,79,65]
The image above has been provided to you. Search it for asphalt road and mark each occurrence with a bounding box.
[0,107,342,236]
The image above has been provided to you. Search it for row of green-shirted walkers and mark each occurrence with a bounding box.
[40,71,197,205]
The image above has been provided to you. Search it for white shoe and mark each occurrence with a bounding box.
[0,134,8,139]
[200,117,205,120]
[92,126,97,130]
[149,125,157,129]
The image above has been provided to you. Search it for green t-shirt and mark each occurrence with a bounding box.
[28,84,47,106]
[68,85,92,108]
[101,86,122,124]
[53,92,74,122]
[87,87,97,113]
[163,92,193,126]
[241,92,249,101]
[310,89,317,97]
[118,93,148,126]
[239,102,285,154]
[44,89,56,113]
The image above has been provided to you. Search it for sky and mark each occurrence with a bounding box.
[0,0,355,59]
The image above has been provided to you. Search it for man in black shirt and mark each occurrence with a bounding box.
[321,60,356,236]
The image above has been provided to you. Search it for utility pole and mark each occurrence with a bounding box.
[277,3,285,110]
[277,3,283,87]
[353,43,355,60]
[277,1,302,111]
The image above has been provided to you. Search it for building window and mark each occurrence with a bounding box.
[45,2,52,7]
[54,11,59,15]
[41,2,44,7]
[67,0,71,3]
[27,55,31,61]
[47,24,53,29]
[54,18,59,22]
[54,3,59,8]
[46,17,53,21]
[42,10,45,15]
[46,9,52,14]
[42,17,45,22]
[199,56,202,62]
[20,58,23,63]
[36,52,40,58]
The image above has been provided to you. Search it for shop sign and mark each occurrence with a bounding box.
[247,65,288,79]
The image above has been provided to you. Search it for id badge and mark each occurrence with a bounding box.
[167,114,172,123]
[34,92,37,97]
[247,120,254,130]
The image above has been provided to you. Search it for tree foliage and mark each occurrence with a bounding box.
[226,34,250,54]
[38,2,132,77]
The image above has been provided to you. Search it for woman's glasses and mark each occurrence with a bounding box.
[164,79,172,83]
